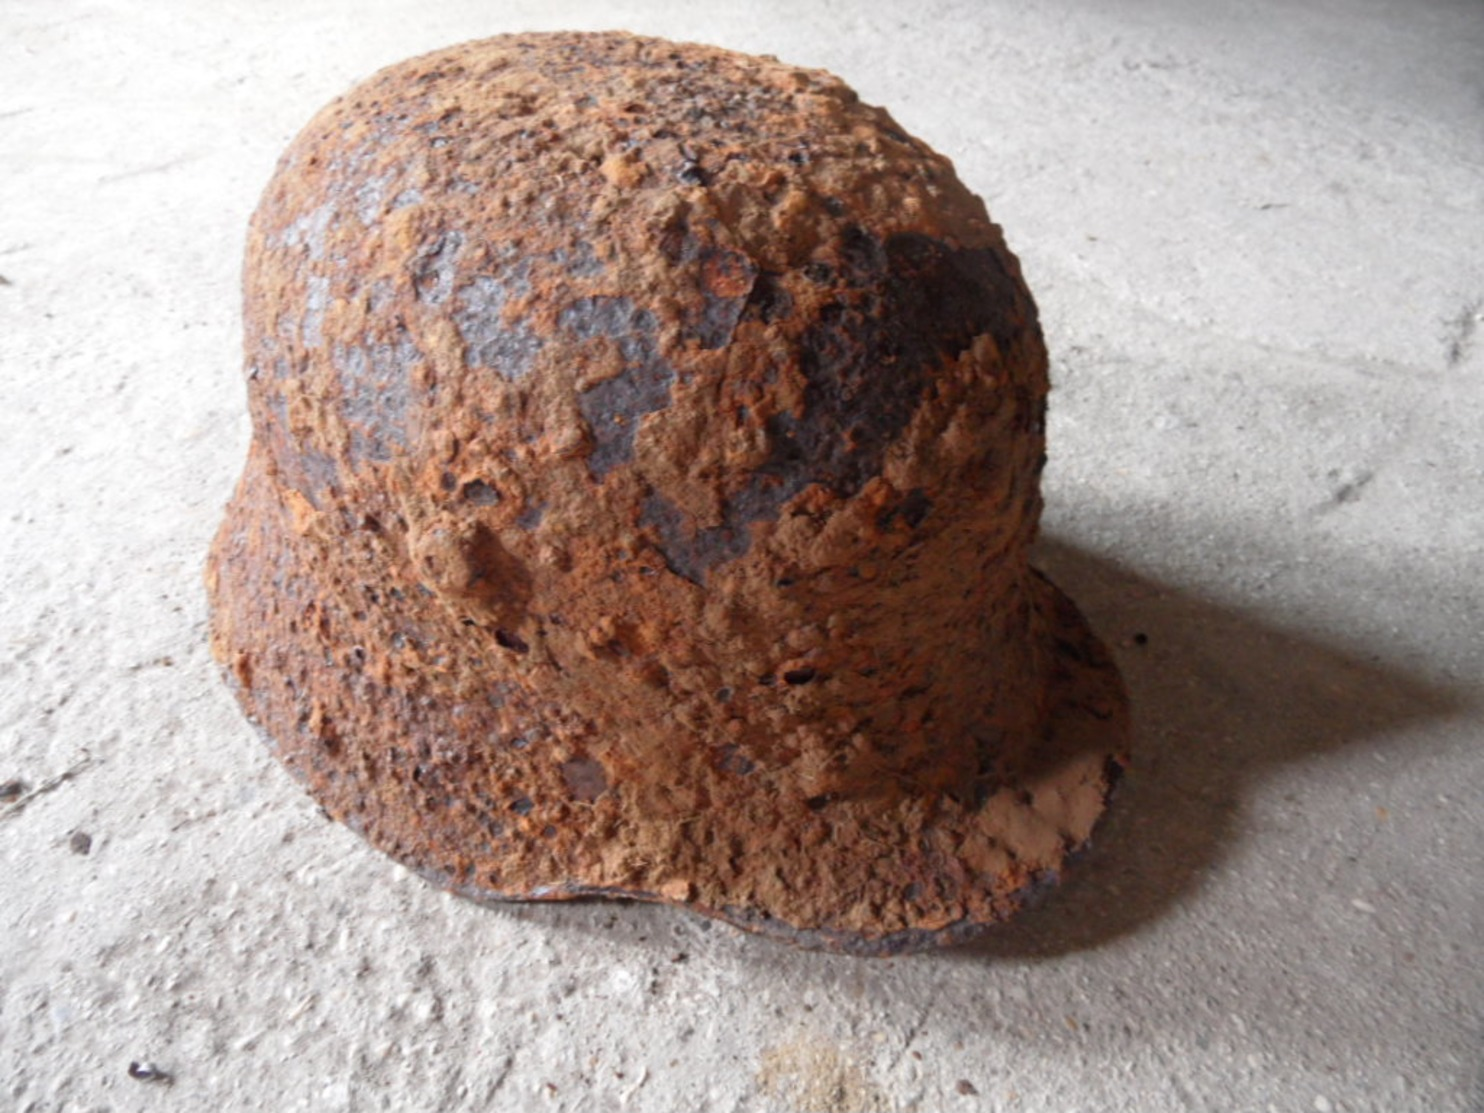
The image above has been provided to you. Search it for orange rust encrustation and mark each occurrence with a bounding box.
[205,31,1130,955]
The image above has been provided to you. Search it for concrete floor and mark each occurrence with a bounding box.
[2,1,1481,1110]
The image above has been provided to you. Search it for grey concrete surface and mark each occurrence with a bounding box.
[2,1,1481,1110]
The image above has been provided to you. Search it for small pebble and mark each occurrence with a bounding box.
[1314,1097,1332,1113]
[127,1061,169,1082]
[0,779,25,803]
[1351,899,1376,914]
[69,831,93,855]
[956,1079,979,1096]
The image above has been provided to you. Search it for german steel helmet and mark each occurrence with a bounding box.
[206,31,1130,954]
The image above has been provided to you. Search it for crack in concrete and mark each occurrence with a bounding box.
[0,752,97,821]
[1444,298,1481,368]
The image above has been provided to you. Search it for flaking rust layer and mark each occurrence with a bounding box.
[205,31,1130,955]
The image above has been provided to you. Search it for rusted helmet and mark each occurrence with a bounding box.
[207,31,1129,954]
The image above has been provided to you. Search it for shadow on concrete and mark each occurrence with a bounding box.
[952,535,1470,961]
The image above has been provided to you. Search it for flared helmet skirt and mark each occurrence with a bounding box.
[206,32,1130,955]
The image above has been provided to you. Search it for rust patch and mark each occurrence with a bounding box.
[561,757,609,802]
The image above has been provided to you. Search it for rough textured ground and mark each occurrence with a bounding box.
[2,1,1480,1110]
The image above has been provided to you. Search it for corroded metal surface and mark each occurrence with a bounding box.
[206,31,1130,954]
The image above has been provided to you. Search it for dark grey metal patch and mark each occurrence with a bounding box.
[563,296,676,480]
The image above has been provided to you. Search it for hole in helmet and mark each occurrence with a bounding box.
[494,629,529,654]
[461,479,500,505]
